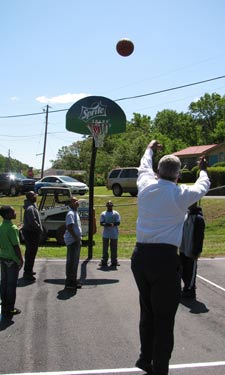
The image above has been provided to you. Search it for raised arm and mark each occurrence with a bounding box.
[137,140,163,192]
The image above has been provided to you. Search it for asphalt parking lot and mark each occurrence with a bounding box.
[0,257,225,375]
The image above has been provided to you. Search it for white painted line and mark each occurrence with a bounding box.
[170,360,225,368]
[2,361,225,375]
[197,274,225,292]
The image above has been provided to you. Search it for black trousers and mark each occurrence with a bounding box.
[102,237,118,264]
[23,229,40,275]
[131,244,181,375]
[0,260,19,312]
[180,252,197,291]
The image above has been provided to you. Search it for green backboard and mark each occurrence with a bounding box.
[66,96,126,135]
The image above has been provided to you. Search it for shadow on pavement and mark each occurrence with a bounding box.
[44,258,119,289]
[17,278,36,287]
[44,278,119,286]
[57,288,77,300]
[0,314,15,330]
[180,297,209,314]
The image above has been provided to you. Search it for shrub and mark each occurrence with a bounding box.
[70,174,88,184]
[94,174,105,186]
[212,162,225,167]
[207,167,225,188]
[180,169,195,183]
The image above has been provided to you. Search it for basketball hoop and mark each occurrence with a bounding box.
[87,121,110,148]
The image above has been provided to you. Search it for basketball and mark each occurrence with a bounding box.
[116,39,134,57]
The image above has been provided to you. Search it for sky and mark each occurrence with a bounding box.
[1,0,225,171]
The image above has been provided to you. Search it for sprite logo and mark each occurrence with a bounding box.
[79,102,107,123]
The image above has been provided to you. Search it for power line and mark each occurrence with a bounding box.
[0,74,225,119]
[115,75,225,102]
[0,108,67,119]
[0,131,66,138]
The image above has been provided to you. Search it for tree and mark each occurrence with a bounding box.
[50,93,225,182]
[152,109,197,146]
[189,93,225,144]
[0,154,30,173]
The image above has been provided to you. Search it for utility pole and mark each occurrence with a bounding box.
[5,149,11,172]
[41,104,50,178]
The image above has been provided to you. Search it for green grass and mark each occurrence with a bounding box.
[1,188,225,259]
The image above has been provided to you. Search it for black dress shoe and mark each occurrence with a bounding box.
[135,358,153,374]
[76,281,83,289]
[98,261,108,267]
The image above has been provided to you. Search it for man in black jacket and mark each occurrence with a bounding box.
[22,191,43,281]
[179,202,205,298]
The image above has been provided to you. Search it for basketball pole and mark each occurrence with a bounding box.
[88,138,97,259]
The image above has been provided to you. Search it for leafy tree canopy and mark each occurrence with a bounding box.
[50,92,225,180]
[0,154,31,175]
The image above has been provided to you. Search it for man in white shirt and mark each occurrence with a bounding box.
[131,140,210,375]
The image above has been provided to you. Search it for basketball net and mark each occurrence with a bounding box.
[87,121,110,148]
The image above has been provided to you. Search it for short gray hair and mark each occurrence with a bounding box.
[158,155,181,181]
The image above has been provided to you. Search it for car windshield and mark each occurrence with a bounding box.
[59,176,79,182]
[9,173,27,180]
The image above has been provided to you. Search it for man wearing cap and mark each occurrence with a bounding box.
[99,201,121,267]
[22,191,43,281]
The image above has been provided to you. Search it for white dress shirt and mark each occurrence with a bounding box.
[136,147,211,247]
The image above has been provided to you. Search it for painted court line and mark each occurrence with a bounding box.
[2,361,225,375]
[197,274,225,292]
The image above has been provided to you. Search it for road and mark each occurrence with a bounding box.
[0,258,225,375]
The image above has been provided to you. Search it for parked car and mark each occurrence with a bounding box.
[34,175,89,196]
[106,167,138,196]
[0,172,35,196]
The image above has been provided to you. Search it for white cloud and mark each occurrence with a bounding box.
[10,96,20,101]
[35,93,90,104]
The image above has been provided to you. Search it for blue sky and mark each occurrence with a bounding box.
[1,0,225,170]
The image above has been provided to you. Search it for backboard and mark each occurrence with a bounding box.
[66,95,126,136]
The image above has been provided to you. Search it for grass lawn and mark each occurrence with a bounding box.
[0,186,224,259]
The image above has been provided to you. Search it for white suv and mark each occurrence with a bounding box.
[106,167,138,197]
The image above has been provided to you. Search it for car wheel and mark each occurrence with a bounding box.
[37,187,42,195]
[10,185,17,196]
[112,184,123,197]
[130,192,137,197]
[56,224,66,246]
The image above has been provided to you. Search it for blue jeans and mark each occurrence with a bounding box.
[0,260,19,312]
[65,241,81,285]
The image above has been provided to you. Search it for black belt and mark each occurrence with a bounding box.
[136,242,177,251]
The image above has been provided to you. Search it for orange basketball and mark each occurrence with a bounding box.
[116,39,134,57]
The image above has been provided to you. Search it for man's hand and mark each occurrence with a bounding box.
[198,155,208,170]
[148,140,163,151]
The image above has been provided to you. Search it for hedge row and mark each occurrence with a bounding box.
[180,167,225,195]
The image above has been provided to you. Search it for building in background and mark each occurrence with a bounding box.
[173,143,225,169]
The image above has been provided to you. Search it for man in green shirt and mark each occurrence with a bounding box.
[0,205,23,315]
